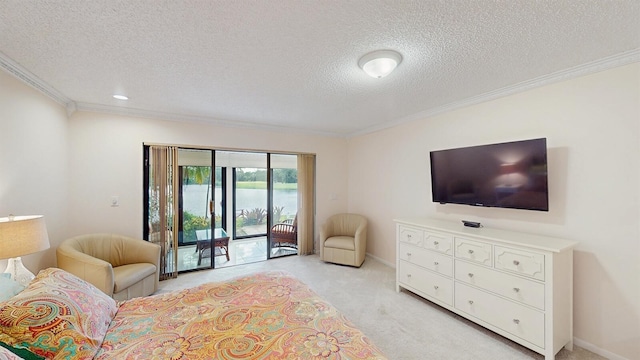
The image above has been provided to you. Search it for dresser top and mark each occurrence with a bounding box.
[394,218,578,253]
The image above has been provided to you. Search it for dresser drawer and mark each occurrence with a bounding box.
[398,261,453,306]
[399,242,453,277]
[455,283,544,348]
[455,237,492,266]
[455,260,545,310]
[423,230,453,255]
[398,226,424,247]
[495,246,545,281]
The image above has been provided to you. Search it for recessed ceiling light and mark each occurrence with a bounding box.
[113,94,129,100]
[358,50,402,79]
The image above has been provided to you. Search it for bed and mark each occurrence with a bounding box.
[0,267,386,359]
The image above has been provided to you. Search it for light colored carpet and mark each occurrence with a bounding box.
[158,255,605,360]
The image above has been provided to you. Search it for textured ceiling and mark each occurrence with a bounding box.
[0,1,639,136]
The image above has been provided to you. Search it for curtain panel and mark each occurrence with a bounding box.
[148,145,179,280]
[296,154,316,255]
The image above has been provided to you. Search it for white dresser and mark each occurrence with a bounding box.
[395,218,578,360]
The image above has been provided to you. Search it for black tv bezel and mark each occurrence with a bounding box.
[429,138,549,212]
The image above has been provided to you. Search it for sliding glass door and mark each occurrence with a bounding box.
[225,152,268,239]
[269,154,298,258]
[177,149,215,271]
[234,167,268,237]
[145,146,312,276]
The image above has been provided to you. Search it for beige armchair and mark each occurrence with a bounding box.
[320,213,368,267]
[56,233,161,301]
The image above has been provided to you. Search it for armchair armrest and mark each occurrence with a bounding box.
[121,238,161,268]
[353,221,368,253]
[118,238,161,293]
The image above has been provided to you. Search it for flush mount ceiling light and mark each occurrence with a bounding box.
[358,50,402,78]
[113,94,129,100]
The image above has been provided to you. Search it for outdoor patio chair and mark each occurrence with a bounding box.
[270,215,298,249]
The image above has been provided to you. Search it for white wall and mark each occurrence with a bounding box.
[348,63,640,360]
[66,111,349,240]
[0,70,69,272]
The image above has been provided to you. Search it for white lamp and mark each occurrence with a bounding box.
[0,215,50,286]
[358,50,402,78]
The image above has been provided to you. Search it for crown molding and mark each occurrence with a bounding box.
[74,102,346,138]
[2,48,637,139]
[350,48,640,138]
[0,51,72,107]
[0,50,343,137]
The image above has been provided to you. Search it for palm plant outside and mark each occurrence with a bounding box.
[183,166,211,219]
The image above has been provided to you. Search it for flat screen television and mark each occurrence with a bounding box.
[430,138,549,211]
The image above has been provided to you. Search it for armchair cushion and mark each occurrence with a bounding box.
[112,263,157,293]
[324,236,356,250]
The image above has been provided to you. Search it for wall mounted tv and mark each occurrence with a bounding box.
[430,138,549,211]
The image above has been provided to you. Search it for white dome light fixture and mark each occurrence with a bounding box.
[358,50,402,78]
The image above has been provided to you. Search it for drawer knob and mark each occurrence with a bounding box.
[468,300,474,305]
[407,252,412,257]
[513,319,520,325]
[513,260,520,266]
[434,261,439,266]
[513,287,520,293]
[407,234,412,238]
[407,274,412,278]
[434,285,439,290]
[433,241,439,245]
[468,249,474,254]
[468,273,474,278]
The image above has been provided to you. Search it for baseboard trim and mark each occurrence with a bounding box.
[365,253,395,268]
[573,337,629,360]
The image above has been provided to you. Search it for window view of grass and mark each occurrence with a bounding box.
[235,181,297,190]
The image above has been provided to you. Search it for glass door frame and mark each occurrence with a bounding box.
[230,152,269,241]
[267,153,298,259]
[266,155,273,259]
[169,148,219,273]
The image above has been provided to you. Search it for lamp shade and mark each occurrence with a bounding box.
[0,215,50,260]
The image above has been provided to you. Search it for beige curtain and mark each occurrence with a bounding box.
[148,145,179,280]
[296,154,316,255]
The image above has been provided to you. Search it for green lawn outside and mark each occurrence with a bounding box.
[235,181,297,190]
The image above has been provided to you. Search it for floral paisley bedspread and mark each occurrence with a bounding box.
[95,271,387,359]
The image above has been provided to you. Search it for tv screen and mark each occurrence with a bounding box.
[430,138,549,211]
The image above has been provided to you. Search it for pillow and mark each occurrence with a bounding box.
[0,268,118,360]
[0,274,25,302]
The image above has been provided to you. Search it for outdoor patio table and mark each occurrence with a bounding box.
[195,228,230,265]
